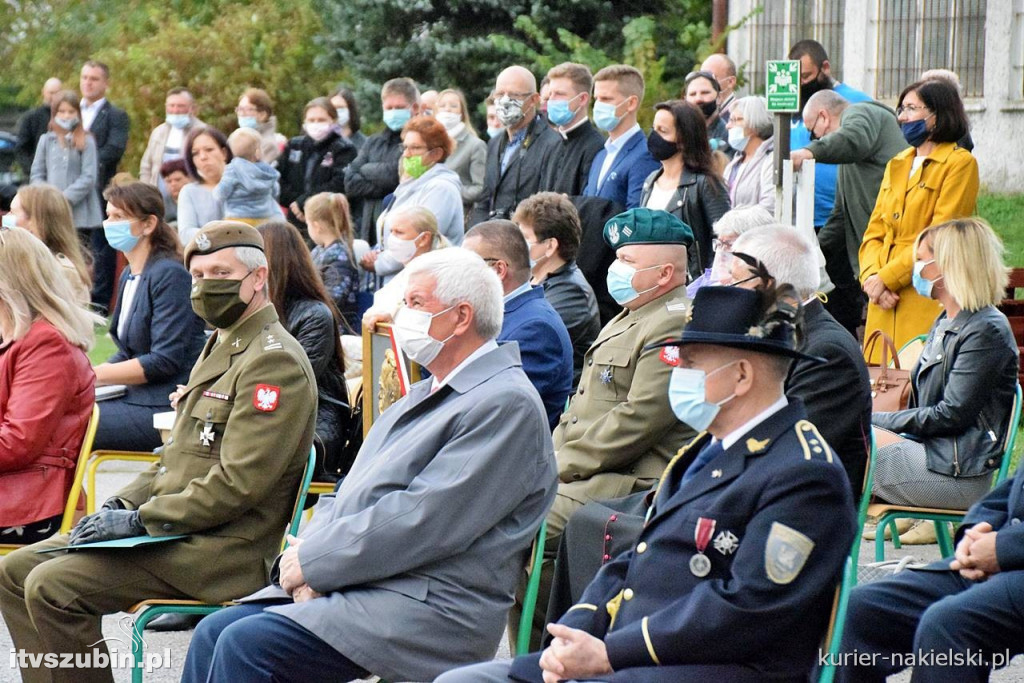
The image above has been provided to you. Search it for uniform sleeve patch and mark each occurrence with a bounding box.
[765,522,815,585]
[253,384,280,412]
[659,345,680,366]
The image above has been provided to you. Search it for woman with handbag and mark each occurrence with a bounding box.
[870,218,1017,542]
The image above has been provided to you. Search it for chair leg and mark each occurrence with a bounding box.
[935,521,954,558]
[874,515,890,561]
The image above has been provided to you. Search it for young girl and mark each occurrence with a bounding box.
[29,90,102,232]
[215,127,281,225]
[304,192,360,332]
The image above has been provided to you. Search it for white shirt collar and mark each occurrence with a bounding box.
[605,123,641,152]
[430,339,499,392]
[503,281,533,303]
[558,117,590,138]
[720,395,789,451]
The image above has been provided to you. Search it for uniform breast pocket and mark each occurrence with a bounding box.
[186,398,233,458]
[589,345,633,401]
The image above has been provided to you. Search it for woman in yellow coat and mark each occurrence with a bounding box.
[860,79,978,362]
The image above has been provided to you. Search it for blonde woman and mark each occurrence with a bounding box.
[305,192,359,331]
[871,218,1018,542]
[436,88,487,213]
[0,227,98,544]
[7,184,92,304]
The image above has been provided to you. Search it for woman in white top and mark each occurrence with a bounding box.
[722,96,775,213]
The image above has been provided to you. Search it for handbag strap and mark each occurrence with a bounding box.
[864,330,901,370]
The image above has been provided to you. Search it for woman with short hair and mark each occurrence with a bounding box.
[722,96,775,212]
[0,227,98,544]
[236,87,286,164]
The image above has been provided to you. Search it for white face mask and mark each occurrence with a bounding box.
[386,234,420,264]
[436,112,462,130]
[304,122,331,141]
[392,305,456,367]
[336,108,350,128]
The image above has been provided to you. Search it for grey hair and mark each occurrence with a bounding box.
[730,96,774,139]
[922,68,963,95]
[732,224,819,298]
[405,248,504,339]
[712,205,774,237]
[805,89,849,118]
[234,246,268,292]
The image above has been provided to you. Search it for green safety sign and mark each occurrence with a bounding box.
[766,60,800,112]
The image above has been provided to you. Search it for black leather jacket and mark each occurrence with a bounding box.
[873,306,1019,477]
[639,167,731,280]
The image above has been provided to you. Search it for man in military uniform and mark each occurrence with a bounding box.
[0,221,317,683]
[443,284,856,682]
[512,207,696,647]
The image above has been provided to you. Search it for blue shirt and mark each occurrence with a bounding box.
[501,127,529,175]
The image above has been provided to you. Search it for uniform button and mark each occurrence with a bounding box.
[1012,518,1021,525]
[636,542,648,554]
[167,437,174,444]
[936,354,942,360]
[158,466,167,475]
[162,523,173,531]
[571,416,578,424]
[578,387,584,395]
[588,358,594,366]
[623,588,634,600]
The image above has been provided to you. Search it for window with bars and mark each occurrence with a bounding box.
[1013,0,1024,99]
[747,0,847,93]
[873,0,986,99]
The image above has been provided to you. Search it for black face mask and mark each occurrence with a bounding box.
[647,130,678,162]
[698,100,718,119]
[799,74,832,114]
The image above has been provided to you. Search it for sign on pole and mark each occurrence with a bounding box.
[765,60,800,113]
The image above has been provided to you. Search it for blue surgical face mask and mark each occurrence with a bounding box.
[103,219,140,253]
[1,214,17,229]
[606,259,662,305]
[237,116,259,130]
[668,363,738,432]
[487,126,503,139]
[383,108,412,132]
[912,259,942,299]
[546,94,582,127]
[593,100,626,132]
[166,114,190,129]
[901,117,932,148]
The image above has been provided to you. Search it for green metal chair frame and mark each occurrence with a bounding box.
[818,431,877,683]
[872,383,1022,560]
[126,445,317,683]
[515,518,548,656]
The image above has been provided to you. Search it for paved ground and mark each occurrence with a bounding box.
[0,464,1019,681]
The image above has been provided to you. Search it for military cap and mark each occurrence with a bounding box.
[603,208,694,250]
[649,285,824,363]
[184,220,265,267]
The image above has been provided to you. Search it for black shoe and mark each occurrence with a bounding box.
[144,613,204,632]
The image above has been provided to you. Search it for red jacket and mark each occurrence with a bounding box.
[0,320,95,527]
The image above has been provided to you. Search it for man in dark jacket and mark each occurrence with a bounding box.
[15,77,62,175]
[541,63,604,197]
[470,66,560,226]
[344,77,419,243]
[791,90,906,336]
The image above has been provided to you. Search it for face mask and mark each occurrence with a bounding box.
[646,130,678,162]
[392,304,456,366]
[386,235,420,264]
[166,114,190,129]
[799,75,830,113]
[55,117,79,131]
[912,259,943,298]
[727,126,749,152]
[710,249,734,283]
[487,126,503,139]
[1,214,17,229]
[668,363,738,431]
[496,96,527,127]
[901,118,931,148]
[436,112,461,130]
[304,122,332,141]
[383,108,412,132]
[336,109,350,128]
[102,219,140,253]
[237,116,259,129]
[402,154,430,179]
[697,100,718,119]
[546,94,582,127]
[190,272,254,329]
[527,239,549,269]
[606,259,662,305]
[593,100,625,132]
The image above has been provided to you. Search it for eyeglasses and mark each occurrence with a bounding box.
[712,238,735,252]
[896,104,930,116]
[493,90,533,101]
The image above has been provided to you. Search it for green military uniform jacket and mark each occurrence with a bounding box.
[115,304,317,602]
[553,285,696,505]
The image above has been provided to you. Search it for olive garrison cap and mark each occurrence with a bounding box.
[184,220,265,267]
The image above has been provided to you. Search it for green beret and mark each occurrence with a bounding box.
[603,208,694,249]
[184,221,265,268]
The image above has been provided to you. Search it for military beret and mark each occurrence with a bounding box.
[603,208,694,250]
[184,220,265,268]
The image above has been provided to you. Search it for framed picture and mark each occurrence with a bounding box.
[361,323,422,435]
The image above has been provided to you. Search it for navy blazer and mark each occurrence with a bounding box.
[108,256,206,407]
[87,100,130,194]
[499,286,573,429]
[583,129,660,209]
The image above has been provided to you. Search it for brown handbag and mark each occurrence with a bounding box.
[863,330,913,412]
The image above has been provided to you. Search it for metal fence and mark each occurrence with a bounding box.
[747,0,847,92]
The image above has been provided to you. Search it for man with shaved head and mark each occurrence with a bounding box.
[700,53,738,123]
[470,65,560,226]
[15,77,62,174]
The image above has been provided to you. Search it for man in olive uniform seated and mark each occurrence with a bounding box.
[0,221,317,683]
[442,284,856,682]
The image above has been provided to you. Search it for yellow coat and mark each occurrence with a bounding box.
[859,142,978,361]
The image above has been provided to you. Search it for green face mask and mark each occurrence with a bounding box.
[190,272,254,329]
[402,154,431,180]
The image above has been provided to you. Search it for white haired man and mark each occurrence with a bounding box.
[182,248,558,683]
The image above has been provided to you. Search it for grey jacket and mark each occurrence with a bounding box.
[30,132,103,228]
[244,343,558,682]
[723,137,775,212]
[444,126,487,207]
[873,306,1019,477]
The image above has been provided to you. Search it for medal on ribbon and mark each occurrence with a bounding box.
[690,517,716,577]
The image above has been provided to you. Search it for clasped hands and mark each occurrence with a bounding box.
[69,498,146,545]
[949,522,1000,581]
[862,274,899,310]
[279,535,323,603]
[537,624,613,683]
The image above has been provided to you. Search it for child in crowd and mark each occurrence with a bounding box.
[304,191,361,332]
[215,127,281,225]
